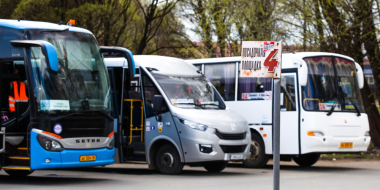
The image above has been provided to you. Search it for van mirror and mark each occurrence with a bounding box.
[11,40,59,73]
[153,95,163,113]
[355,62,364,89]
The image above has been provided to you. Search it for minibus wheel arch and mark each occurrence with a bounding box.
[147,138,183,170]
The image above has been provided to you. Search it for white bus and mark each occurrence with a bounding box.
[186,52,371,167]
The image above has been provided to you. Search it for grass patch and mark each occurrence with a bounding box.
[321,153,380,159]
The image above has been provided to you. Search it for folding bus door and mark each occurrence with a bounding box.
[280,72,300,154]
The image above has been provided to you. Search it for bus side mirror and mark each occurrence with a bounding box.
[10,40,59,73]
[355,62,364,89]
[298,59,308,86]
[153,95,163,113]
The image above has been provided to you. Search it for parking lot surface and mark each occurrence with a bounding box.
[1,160,379,190]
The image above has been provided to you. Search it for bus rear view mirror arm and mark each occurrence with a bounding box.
[10,40,59,74]
[153,95,163,121]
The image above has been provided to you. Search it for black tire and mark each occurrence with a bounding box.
[242,132,269,168]
[293,154,320,167]
[4,170,34,177]
[204,161,228,173]
[155,144,184,175]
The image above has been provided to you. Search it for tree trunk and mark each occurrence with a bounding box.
[359,0,380,147]
[312,0,328,51]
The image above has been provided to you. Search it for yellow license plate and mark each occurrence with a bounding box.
[80,155,96,162]
[340,142,353,148]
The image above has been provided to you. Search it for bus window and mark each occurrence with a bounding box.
[334,57,365,112]
[204,63,236,101]
[238,77,271,101]
[141,69,169,118]
[0,27,24,58]
[302,57,335,111]
[281,75,296,111]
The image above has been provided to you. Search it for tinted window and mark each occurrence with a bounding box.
[141,69,169,118]
[204,63,236,101]
[238,77,272,100]
[281,75,296,111]
[0,27,24,58]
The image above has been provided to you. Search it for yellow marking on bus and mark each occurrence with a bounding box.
[9,157,30,160]
[2,167,30,170]
[18,147,28,150]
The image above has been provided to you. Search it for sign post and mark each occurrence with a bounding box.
[241,41,282,190]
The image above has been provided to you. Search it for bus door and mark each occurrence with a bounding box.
[280,72,300,154]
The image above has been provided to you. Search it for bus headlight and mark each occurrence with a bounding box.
[365,131,370,137]
[179,119,208,132]
[107,138,114,150]
[307,132,324,137]
[37,134,64,152]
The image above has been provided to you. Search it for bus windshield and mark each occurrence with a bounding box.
[302,56,364,113]
[27,30,111,114]
[153,74,226,110]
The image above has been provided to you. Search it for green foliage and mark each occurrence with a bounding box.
[12,0,60,22]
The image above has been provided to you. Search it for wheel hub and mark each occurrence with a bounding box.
[161,152,174,168]
[248,140,260,162]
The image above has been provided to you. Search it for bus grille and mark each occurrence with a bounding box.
[219,145,247,153]
[52,118,113,138]
[215,130,246,140]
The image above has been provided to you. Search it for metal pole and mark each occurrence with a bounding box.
[273,78,281,190]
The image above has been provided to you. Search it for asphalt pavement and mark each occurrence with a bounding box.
[1,160,379,190]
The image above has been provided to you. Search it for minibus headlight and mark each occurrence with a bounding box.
[179,119,208,132]
[107,138,114,150]
[37,134,64,152]
[365,131,370,137]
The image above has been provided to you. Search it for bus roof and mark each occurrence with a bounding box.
[0,19,92,35]
[185,52,356,68]
[106,55,201,76]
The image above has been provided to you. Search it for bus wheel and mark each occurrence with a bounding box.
[293,154,321,167]
[204,161,228,173]
[155,144,184,175]
[242,133,269,168]
[4,170,34,177]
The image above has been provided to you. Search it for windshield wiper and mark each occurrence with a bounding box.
[51,112,83,122]
[326,104,336,116]
[200,103,222,109]
[177,103,205,109]
[353,104,361,116]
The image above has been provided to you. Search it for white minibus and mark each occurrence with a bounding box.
[186,52,370,167]
[102,47,251,174]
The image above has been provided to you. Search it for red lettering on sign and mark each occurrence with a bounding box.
[263,49,279,72]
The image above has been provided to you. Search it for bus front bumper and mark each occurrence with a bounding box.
[31,131,114,170]
[303,136,371,154]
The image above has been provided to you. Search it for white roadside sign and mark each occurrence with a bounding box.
[240,41,282,78]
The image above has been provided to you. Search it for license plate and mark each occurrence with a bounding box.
[80,155,96,162]
[340,142,353,148]
[230,154,244,160]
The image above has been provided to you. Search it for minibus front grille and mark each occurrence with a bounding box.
[219,145,247,153]
[215,130,246,140]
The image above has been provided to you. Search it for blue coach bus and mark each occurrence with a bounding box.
[0,19,114,176]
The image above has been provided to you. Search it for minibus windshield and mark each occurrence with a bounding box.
[27,30,111,115]
[302,56,364,113]
[153,74,226,110]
